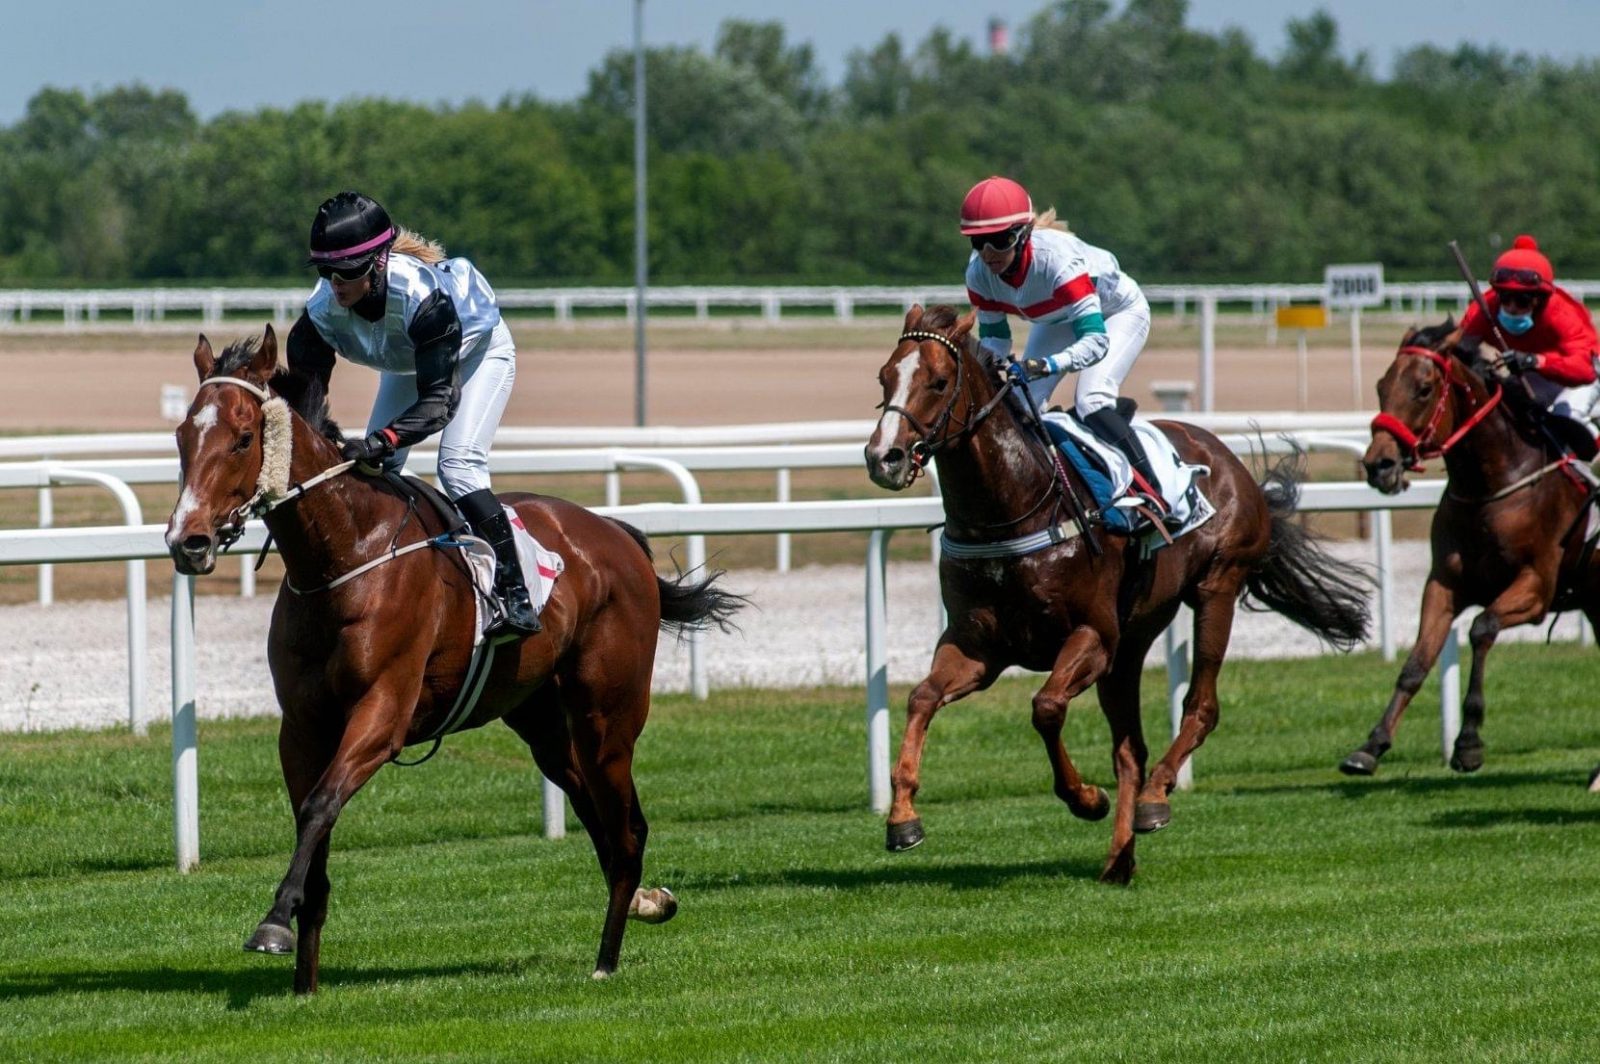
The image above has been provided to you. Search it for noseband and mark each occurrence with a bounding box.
[880,330,1012,475]
[1370,345,1503,471]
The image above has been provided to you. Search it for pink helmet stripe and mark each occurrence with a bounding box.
[308,226,395,262]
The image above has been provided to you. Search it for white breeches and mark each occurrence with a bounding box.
[1527,374,1600,433]
[368,320,517,499]
[1024,293,1152,415]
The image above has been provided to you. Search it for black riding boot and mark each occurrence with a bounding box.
[457,489,541,638]
[1083,407,1169,515]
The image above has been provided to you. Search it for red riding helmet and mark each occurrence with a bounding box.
[1490,234,1554,293]
[959,176,1034,235]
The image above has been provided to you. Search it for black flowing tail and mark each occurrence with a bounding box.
[1241,452,1372,651]
[611,519,749,637]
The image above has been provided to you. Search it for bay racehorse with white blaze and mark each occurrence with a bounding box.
[166,326,744,992]
[1341,320,1600,784]
[865,305,1371,883]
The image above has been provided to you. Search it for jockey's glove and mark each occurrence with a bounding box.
[1502,351,1540,375]
[340,430,397,465]
[1021,357,1054,380]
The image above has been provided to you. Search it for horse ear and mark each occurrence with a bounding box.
[903,303,923,332]
[1400,325,1417,345]
[252,324,278,379]
[193,334,214,381]
[953,310,977,339]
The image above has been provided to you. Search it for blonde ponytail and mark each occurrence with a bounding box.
[390,227,447,264]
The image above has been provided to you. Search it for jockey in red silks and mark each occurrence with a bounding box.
[1460,234,1600,442]
[959,175,1166,511]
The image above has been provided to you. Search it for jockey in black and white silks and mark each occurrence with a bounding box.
[285,190,539,638]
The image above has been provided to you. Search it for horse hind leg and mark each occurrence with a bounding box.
[503,689,677,931]
[1341,577,1459,776]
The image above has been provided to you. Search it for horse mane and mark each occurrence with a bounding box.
[209,336,346,446]
[392,227,446,265]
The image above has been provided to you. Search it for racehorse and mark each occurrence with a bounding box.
[166,326,744,992]
[1341,319,1600,781]
[865,305,1370,883]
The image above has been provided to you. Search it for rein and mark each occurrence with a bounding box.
[1369,345,1503,472]
[881,330,1014,479]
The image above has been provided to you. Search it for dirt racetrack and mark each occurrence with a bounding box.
[4,315,1411,433]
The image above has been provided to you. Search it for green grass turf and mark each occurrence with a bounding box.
[3,646,1599,1061]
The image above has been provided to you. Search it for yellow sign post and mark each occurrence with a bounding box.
[1276,304,1330,410]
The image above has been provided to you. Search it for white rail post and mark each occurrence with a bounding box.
[1199,295,1216,412]
[239,554,255,598]
[865,529,892,814]
[1439,615,1464,763]
[171,572,200,872]
[1374,509,1396,661]
[37,485,52,605]
[1164,606,1195,790]
[1349,307,1364,409]
[541,774,566,840]
[775,467,792,572]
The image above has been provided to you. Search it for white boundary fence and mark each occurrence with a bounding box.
[0,479,1498,872]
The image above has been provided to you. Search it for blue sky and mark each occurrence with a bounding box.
[2,1,1598,123]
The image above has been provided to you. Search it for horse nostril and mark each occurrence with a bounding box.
[181,534,212,555]
[883,447,905,468]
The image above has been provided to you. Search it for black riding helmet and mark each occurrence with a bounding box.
[307,191,395,274]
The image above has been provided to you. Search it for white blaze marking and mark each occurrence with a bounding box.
[191,402,220,447]
[167,486,200,547]
[869,348,921,457]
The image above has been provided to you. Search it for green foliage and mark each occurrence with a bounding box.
[5,7,1600,285]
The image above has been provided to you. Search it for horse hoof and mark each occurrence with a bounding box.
[243,922,295,955]
[628,887,678,924]
[1340,750,1379,776]
[591,967,613,982]
[1073,787,1112,822]
[1450,745,1484,773]
[1098,857,1135,886]
[1133,801,1171,834]
[885,818,925,852]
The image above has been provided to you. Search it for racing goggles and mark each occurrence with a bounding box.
[970,225,1028,254]
[316,258,377,283]
[1489,266,1545,289]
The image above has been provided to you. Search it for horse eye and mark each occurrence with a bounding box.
[233,430,254,453]
[930,377,949,394]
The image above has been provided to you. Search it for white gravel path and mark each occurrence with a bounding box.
[2,541,1591,733]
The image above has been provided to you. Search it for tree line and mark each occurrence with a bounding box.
[3,1,1599,287]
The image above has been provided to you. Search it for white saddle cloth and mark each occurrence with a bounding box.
[458,506,565,645]
[1041,410,1214,536]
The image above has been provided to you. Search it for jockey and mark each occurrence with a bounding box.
[285,190,539,638]
[1460,234,1600,441]
[959,176,1165,512]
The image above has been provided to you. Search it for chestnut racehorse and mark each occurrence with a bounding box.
[166,326,743,992]
[865,305,1370,883]
[1342,319,1600,782]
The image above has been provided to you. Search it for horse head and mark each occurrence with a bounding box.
[865,303,992,490]
[1364,317,1493,493]
[166,325,290,574]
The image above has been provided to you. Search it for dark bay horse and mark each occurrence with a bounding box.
[865,306,1370,883]
[166,326,743,992]
[1341,320,1600,781]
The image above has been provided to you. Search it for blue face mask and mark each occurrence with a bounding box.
[1498,309,1535,335]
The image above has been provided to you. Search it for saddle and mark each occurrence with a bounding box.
[380,469,468,535]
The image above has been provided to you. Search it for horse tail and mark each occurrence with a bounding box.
[609,518,749,636]
[1241,451,1372,651]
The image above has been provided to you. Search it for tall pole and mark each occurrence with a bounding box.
[633,0,648,427]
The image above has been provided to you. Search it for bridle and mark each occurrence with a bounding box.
[192,375,354,552]
[1370,344,1503,472]
[879,330,1013,480]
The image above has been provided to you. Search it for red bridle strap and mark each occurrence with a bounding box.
[1370,344,1503,470]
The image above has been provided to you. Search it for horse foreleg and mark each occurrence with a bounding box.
[246,688,411,994]
[1094,656,1147,885]
[886,640,993,852]
[1031,626,1112,825]
[1140,580,1243,830]
[1452,570,1549,773]
[1342,576,1460,776]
